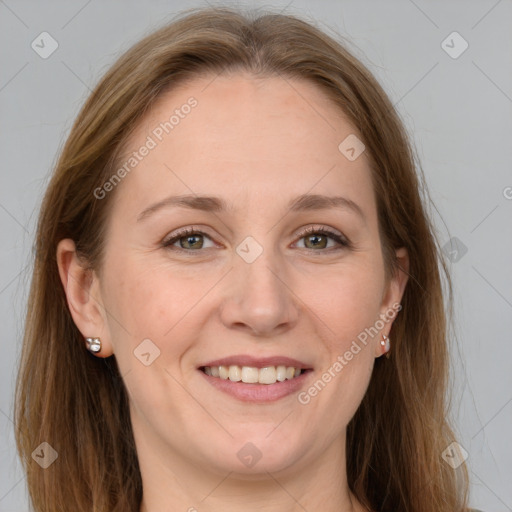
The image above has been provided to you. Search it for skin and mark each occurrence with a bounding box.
[57,72,409,512]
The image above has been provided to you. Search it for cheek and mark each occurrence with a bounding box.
[102,255,215,362]
[108,272,169,335]
[100,256,169,343]
[306,260,385,347]
[295,260,384,412]
[297,276,380,433]
[100,259,201,413]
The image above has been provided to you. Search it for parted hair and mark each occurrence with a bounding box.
[15,6,469,512]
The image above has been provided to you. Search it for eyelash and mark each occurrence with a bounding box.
[161,225,352,255]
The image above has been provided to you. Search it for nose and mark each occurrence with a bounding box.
[219,247,300,337]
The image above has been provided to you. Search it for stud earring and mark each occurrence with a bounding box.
[85,337,101,353]
[380,334,390,359]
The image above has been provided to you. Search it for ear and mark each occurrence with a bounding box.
[374,246,409,358]
[56,238,113,357]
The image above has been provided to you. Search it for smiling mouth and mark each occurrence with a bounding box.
[200,365,312,385]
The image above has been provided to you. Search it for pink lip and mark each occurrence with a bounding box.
[199,369,313,403]
[199,354,312,369]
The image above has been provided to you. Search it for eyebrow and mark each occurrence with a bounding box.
[136,193,365,222]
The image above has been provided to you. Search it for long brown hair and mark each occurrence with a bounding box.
[15,6,470,511]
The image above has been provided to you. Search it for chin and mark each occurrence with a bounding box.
[202,431,306,477]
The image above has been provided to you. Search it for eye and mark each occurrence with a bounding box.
[161,225,351,255]
[293,225,351,252]
[162,227,215,252]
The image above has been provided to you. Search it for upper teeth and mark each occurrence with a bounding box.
[203,365,302,385]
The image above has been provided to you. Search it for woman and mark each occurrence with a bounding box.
[14,6,475,512]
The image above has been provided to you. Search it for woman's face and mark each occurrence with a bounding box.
[61,72,408,481]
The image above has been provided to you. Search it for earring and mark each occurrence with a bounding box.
[380,334,390,359]
[85,337,101,353]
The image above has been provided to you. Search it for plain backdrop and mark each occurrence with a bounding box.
[1,1,511,510]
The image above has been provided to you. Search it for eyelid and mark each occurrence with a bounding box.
[161,225,216,247]
[294,225,351,247]
[162,224,351,253]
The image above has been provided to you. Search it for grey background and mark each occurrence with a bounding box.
[1,0,511,510]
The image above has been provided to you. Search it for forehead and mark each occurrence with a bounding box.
[110,72,376,220]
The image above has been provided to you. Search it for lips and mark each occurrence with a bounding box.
[199,355,313,384]
[199,355,312,369]
[197,354,314,402]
